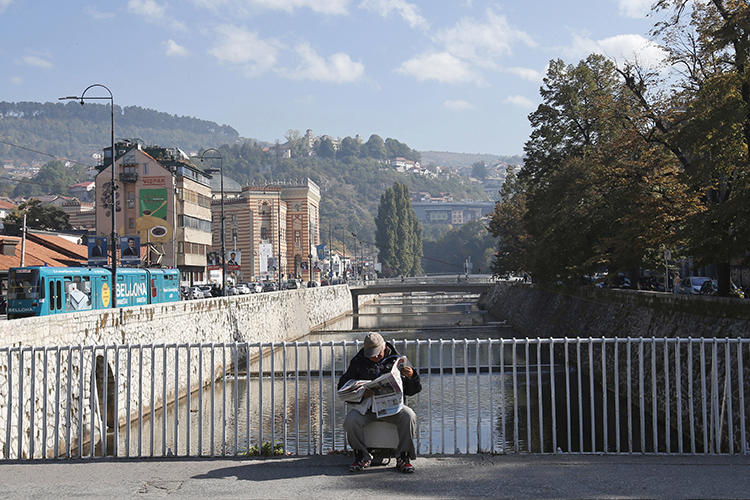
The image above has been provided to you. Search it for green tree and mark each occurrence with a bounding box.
[316,137,336,158]
[12,160,88,198]
[375,182,423,276]
[338,136,360,158]
[489,54,696,283]
[471,161,488,180]
[619,0,750,295]
[423,220,495,274]
[364,134,386,160]
[3,199,71,234]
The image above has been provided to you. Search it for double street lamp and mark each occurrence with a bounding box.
[60,84,117,308]
[200,149,226,297]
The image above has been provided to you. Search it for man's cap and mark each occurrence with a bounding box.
[363,332,385,358]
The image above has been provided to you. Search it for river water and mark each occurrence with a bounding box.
[113,292,660,457]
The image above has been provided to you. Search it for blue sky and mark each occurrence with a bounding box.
[1,0,664,155]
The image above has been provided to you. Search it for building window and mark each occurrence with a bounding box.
[143,164,148,174]
[178,242,184,254]
[177,214,212,233]
[128,217,134,229]
[231,214,238,225]
[260,226,269,240]
[127,191,135,208]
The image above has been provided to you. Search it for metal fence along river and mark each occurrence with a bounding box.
[1,338,748,460]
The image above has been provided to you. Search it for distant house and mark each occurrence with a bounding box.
[69,181,95,202]
[0,199,17,221]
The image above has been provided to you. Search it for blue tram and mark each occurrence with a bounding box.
[7,266,179,319]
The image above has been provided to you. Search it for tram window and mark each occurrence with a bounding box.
[8,269,40,300]
[56,281,62,310]
[49,280,55,309]
[65,276,92,311]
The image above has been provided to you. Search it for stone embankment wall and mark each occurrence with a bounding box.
[0,285,354,459]
[485,284,750,453]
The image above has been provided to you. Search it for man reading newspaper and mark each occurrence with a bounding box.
[337,332,421,473]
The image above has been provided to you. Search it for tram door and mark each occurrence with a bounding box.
[47,278,64,315]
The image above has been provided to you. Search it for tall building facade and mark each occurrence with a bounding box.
[210,179,320,283]
[94,140,213,284]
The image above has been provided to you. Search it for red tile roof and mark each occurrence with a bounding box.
[0,199,17,210]
[28,233,88,259]
[0,236,88,270]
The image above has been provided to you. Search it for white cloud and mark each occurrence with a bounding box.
[165,39,189,57]
[506,66,543,82]
[10,76,22,85]
[283,43,364,83]
[250,0,349,14]
[0,0,11,14]
[397,51,481,84]
[210,25,280,76]
[617,0,652,18]
[504,95,535,108]
[127,0,186,30]
[22,55,52,68]
[359,0,428,29]
[564,33,668,69]
[434,9,536,69]
[128,0,166,17]
[443,99,474,111]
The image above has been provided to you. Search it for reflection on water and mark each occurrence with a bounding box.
[114,291,663,456]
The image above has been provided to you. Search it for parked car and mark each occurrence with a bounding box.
[250,282,264,293]
[680,276,712,295]
[225,286,239,296]
[307,280,319,288]
[284,280,299,290]
[199,285,213,298]
[189,286,204,300]
[262,282,278,292]
[235,283,251,295]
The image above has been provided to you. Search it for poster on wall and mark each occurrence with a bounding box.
[88,236,108,266]
[227,250,241,269]
[120,235,141,266]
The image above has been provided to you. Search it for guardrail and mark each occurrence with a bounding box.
[1,338,747,460]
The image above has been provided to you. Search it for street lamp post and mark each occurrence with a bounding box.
[60,84,117,308]
[200,149,226,297]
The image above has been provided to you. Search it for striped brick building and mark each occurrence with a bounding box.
[211,179,320,283]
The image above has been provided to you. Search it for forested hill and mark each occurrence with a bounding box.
[0,101,239,165]
[420,151,522,171]
[215,139,487,243]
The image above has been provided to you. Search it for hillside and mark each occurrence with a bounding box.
[216,140,487,243]
[0,101,239,166]
[420,151,523,171]
[0,101,490,247]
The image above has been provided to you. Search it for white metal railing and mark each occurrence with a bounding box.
[0,338,748,460]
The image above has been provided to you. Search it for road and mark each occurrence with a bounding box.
[1,454,749,498]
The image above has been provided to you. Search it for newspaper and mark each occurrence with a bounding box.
[337,355,410,418]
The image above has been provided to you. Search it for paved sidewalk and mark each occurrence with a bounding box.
[1,454,749,498]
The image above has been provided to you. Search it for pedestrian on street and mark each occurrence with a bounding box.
[673,272,681,295]
[338,332,422,473]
